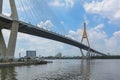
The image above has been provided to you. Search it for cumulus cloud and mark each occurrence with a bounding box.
[106,31,120,54]
[49,0,65,7]
[84,0,120,24]
[94,24,104,30]
[65,0,74,8]
[66,29,82,40]
[49,0,75,8]
[37,20,54,30]
[2,12,11,17]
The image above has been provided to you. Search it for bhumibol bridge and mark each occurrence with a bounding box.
[0,0,107,59]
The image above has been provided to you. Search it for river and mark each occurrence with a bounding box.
[0,59,120,80]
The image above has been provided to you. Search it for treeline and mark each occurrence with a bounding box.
[91,55,120,59]
[15,55,120,61]
[43,55,120,59]
[41,56,82,59]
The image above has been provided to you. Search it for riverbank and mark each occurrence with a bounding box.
[91,55,120,59]
[43,55,120,59]
[0,60,53,67]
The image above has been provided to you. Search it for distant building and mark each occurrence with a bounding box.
[55,53,62,58]
[26,51,36,59]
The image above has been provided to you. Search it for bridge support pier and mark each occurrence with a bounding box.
[0,29,6,58]
[0,27,19,59]
[6,0,19,59]
[0,0,6,58]
[86,51,91,59]
[6,21,19,59]
[0,0,19,59]
[80,49,85,59]
[80,49,91,59]
[90,52,94,57]
[80,21,91,59]
[0,0,3,13]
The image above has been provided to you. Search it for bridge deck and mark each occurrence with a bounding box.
[0,14,106,56]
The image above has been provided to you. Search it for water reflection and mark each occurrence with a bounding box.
[0,60,92,80]
[81,59,91,80]
[0,60,120,80]
[0,67,17,80]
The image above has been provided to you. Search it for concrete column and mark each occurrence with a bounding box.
[86,48,90,58]
[6,21,19,59]
[92,53,94,57]
[6,0,19,59]
[9,0,18,20]
[80,48,85,58]
[0,0,3,14]
[0,29,6,58]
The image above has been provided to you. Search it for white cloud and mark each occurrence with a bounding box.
[66,29,82,40]
[37,20,54,30]
[84,0,120,24]
[49,0,75,8]
[88,24,107,52]
[49,0,65,7]
[2,0,11,15]
[114,10,120,19]
[94,24,104,30]
[106,31,120,54]
[65,0,74,8]
[114,31,120,37]
[3,12,11,16]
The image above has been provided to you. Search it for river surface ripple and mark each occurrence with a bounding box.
[0,59,120,80]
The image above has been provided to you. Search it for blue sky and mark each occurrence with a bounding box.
[2,0,120,57]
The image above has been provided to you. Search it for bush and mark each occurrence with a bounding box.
[8,58,14,62]
[26,57,31,62]
[18,57,24,62]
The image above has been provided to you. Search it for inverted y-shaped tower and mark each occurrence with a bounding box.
[0,0,19,59]
[80,21,90,58]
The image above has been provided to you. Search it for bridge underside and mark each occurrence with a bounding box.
[0,15,107,58]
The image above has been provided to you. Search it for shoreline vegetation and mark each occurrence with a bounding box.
[0,57,52,67]
[0,61,48,67]
[91,55,120,59]
[40,55,120,59]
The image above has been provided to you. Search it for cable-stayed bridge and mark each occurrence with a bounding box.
[0,0,107,59]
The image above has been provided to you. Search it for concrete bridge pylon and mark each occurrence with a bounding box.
[80,21,91,59]
[0,0,19,59]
